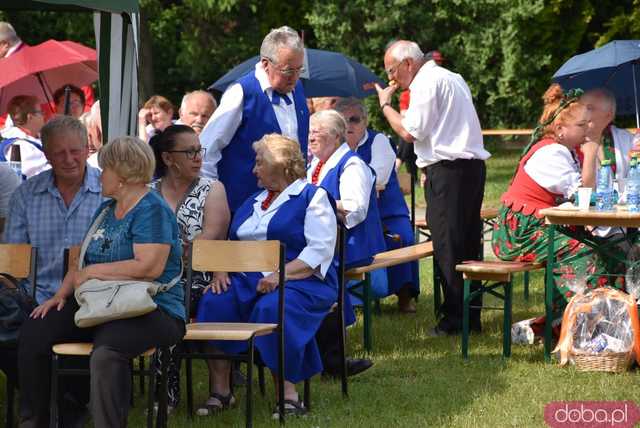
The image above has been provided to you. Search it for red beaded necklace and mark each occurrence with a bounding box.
[311,160,325,185]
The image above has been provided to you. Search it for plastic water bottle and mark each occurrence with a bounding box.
[8,143,22,180]
[628,156,640,212]
[595,159,614,211]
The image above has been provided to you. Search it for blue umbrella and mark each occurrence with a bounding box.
[209,48,385,98]
[552,40,640,127]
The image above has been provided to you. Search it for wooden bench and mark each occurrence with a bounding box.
[415,207,500,236]
[345,241,434,352]
[455,260,544,359]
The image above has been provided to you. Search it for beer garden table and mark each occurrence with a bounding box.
[538,206,640,361]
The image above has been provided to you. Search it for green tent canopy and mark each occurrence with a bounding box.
[1,0,140,141]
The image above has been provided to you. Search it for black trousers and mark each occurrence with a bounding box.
[18,299,185,428]
[425,158,486,328]
[315,310,342,374]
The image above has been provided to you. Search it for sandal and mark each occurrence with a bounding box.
[271,399,307,419]
[196,392,236,416]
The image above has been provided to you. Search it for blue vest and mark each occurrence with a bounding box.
[319,149,386,269]
[218,71,310,212]
[356,129,409,219]
[0,137,44,162]
[230,183,337,289]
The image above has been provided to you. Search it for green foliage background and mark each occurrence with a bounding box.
[2,0,640,129]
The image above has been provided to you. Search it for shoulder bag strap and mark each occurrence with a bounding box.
[77,202,114,270]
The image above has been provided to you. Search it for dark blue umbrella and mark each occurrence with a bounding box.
[552,40,640,127]
[209,48,385,98]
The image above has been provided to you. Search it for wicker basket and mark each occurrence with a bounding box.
[573,350,631,373]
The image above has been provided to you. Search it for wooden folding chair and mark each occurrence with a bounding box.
[181,240,290,427]
[49,247,166,428]
[0,244,37,428]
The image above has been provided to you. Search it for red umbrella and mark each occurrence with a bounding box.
[0,39,98,114]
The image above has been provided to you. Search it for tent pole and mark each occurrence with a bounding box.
[633,61,639,129]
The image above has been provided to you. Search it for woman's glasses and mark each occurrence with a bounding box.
[167,147,206,160]
[347,116,362,124]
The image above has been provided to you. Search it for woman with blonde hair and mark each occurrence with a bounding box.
[493,84,624,315]
[19,136,185,427]
[196,133,337,418]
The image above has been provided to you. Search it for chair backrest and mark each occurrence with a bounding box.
[0,243,37,299]
[63,246,81,276]
[191,240,282,273]
[185,240,285,320]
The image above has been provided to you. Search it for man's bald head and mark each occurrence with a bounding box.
[179,90,217,135]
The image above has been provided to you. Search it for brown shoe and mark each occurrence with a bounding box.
[397,285,417,313]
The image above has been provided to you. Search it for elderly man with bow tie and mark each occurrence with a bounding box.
[200,26,310,213]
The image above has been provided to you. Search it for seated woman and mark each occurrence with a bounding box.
[307,109,386,270]
[149,124,230,413]
[138,95,175,142]
[18,136,185,428]
[307,109,385,378]
[335,97,419,313]
[492,84,624,318]
[196,134,337,417]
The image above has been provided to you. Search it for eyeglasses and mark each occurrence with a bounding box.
[167,147,206,160]
[346,116,363,124]
[265,57,305,77]
[31,110,44,116]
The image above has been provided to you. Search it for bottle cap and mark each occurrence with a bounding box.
[600,159,612,166]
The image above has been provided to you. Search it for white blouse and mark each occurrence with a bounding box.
[235,179,336,278]
[524,143,581,198]
[357,132,395,187]
[200,63,300,179]
[307,143,373,229]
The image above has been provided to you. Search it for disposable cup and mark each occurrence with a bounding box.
[577,187,592,211]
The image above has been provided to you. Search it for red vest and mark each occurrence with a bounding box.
[501,139,564,218]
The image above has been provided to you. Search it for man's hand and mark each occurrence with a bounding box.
[256,272,280,294]
[374,82,398,108]
[30,295,66,319]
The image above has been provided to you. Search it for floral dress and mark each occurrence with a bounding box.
[491,139,626,314]
[151,176,213,408]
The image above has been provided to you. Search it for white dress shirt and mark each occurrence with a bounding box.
[524,143,581,198]
[402,60,490,168]
[611,125,635,179]
[200,63,300,179]
[1,126,50,178]
[236,179,336,278]
[307,143,373,229]
[357,132,395,186]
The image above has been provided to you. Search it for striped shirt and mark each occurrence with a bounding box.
[3,167,103,302]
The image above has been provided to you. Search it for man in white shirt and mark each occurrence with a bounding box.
[375,40,491,336]
[199,26,310,213]
[178,90,217,135]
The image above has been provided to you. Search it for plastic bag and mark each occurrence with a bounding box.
[554,288,640,365]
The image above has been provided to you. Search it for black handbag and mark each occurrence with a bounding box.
[0,273,36,345]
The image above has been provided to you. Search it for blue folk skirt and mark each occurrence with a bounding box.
[195,272,337,383]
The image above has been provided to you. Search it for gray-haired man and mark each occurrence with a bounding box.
[199,25,310,212]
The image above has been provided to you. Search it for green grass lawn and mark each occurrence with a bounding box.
[3,140,639,427]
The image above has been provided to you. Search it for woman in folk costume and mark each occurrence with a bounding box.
[334,97,419,313]
[196,134,337,418]
[492,84,626,317]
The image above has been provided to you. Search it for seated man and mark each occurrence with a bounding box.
[178,90,217,135]
[3,115,103,302]
[0,95,49,179]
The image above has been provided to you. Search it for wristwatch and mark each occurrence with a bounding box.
[381,102,392,110]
